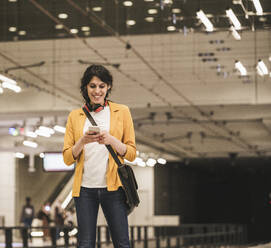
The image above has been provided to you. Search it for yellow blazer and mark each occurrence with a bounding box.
[63,101,136,197]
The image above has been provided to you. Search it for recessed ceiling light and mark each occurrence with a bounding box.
[93,6,102,12]
[9,27,17,32]
[8,0,17,2]
[172,8,181,14]
[123,1,133,6]
[58,13,68,19]
[126,20,136,26]
[70,29,78,34]
[164,0,173,4]
[55,24,63,29]
[18,30,26,35]
[81,26,90,32]
[167,26,176,31]
[148,9,158,14]
[145,17,154,22]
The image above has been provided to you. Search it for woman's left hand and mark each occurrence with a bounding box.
[98,131,113,145]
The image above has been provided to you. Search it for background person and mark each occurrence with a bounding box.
[63,64,136,248]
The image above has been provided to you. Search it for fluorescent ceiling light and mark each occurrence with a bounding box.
[148,9,158,14]
[54,125,66,133]
[235,61,247,76]
[55,24,63,29]
[26,131,37,138]
[0,74,17,84]
[230,26,241,40]
[145,17,154,22]
[35,129,51,138]
[257,60,268,75]
[15,152,25,159]
[157,158,167,164]
[2,82,21,93]
[92,7,102,11]
[196,10,214,32]
[226,8,241,30]
[61,191,73,209]
[252,0,263,15]
[18,30,26,35]
[137,160,146,167]
[126,20,136,26]
[81,26,90,32]
[167,26,176,31]
[146,158,157,167]
[123,1,133,6]
[23,140,38,148]
[70,29,78,34]
[58,13,68,19]
[9,27,16,32]
[172,8,181,14]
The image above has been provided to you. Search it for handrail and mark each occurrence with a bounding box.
[0,223,246,248]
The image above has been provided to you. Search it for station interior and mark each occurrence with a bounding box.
[0,0,271,247]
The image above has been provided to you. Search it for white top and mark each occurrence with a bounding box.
[81,106,110,188]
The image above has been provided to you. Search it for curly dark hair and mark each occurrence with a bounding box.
[80,64,113,104]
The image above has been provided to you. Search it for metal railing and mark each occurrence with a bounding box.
[0,224,246,248]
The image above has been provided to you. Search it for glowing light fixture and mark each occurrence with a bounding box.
[0,87,3,94]
[39,153,45,158]
[2,82,21,93]
[81,26,90,32]
[145,17,154,22]
[230,26,241,40]
[55,24,63,29]
[226,8,241,30]
[18,30,26,35]
[26,131,37,138]
[123,1,133,6]
[146,158,157,167]
[61,191,72,209]
[0,74,17,84]
[15,152,25,159]
[257,60,268,76]
[92,7,102,11]
[9,27,17,32]
[70,29,78,34]
[235,60,247,76]
[23,140,38,148]
[58,13,68,19]
[54,125,66,133]
[196,10,214,32]
[148,9,158,14]
[172,8,181,14]
[252,0,263,15]
[126,20,136,26]
[167,26,176,31]
[157,158,167,164]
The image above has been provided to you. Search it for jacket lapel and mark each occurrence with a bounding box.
[78,109,86,139]
[109,101,120,136]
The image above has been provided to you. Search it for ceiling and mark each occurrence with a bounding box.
[0,0,271,162]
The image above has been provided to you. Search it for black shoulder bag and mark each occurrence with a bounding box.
[82,107,140,215]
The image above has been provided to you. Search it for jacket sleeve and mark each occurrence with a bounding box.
[63,112,76,166]
[122,106,136,162]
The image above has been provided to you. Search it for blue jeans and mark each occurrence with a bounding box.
[74,187,130,248]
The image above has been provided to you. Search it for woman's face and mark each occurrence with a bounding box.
[87,76,110,105]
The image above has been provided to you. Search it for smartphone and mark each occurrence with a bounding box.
[88,126,100,134]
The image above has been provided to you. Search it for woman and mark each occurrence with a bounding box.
[63,64,136,248]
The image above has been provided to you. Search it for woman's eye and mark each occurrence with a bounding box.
[90,84,96,88]
[99,85,105,89]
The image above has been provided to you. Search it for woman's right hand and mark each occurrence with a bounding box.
[81,131,100,144]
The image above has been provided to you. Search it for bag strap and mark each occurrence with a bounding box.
[82,106,123,168]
